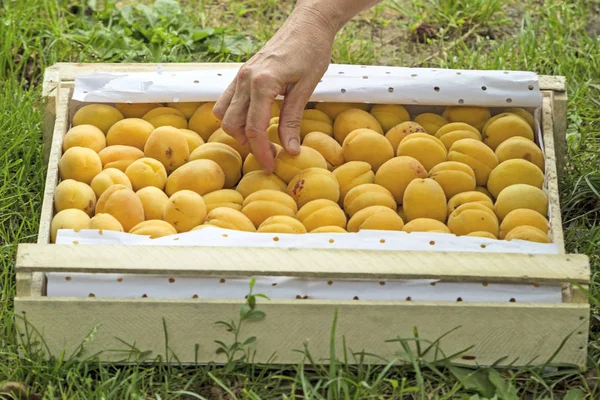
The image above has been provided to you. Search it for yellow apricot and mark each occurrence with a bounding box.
[435,122,480,137]
[503,108,536,130]
[343,183,396,218]
[115,103,161,119]
[343,128,394,172]
[73,104,124,134]
[494,184,548,221]
[370,104,410,133]
[385,121,427,153]
[487,159,545,198]
[315,102,370,120]
[447,139,498,186]
[287,167,340,208]
[242,190,298,228]
[274,145,327,183]
[62,125,106,153]
[189,142,242,188]
[447,203,499,236]
[484,114,534,150]
[58,147,102,184]
[136,186,169,220]
[333,109,383,144]
[204,207,256,232]
[499,208,550,239]
[402,218,450,233]
[296,199,346,232]
[257,215,307,233]
[163,190,207,233]
[188,102,222,141]
[504,225,551,243]
[465,231,497,239]
[208,128,249,160]
[447,191,494,216]
[346,206,402,232]
[495,137,545,171]
[167,102,204,119]
[300,112,333,139]
[50,209,91,243]
[475,186,493,199]
[203,189,244,213]
[180,129,205,152]
[142,107,187,129]
[267,123,282,146]
[402,178,447,222]
[414,113,448,135]
[243,144,282,174]
[302,131,344,170]
[98,145,145,172]
[397,133,447,171]
[303,109,332,124]
[54,179,96,216]
[125,157,168,191]
[88,213,124,232]
[236,171,287,198]
[106,118,155,150]
[375,156,427,204]
[144,126,190,174]
[428,161,476,199]
[332,161,375,204]
[90,168,132,198]
[310,226,348,233]
[165,159,225,196]
[443,106,491,131]
[95,184,145,231]
[130,220,177,238]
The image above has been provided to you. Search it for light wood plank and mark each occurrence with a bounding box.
[16,244,590,284]
[41,66,60,165]
[551,90,569,181]
[14,297,589,367]
[539,75,566,92]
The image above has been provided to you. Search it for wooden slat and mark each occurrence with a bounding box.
[16,244,590,284]
[14,297,589,367]
[539,75,567,92]
[550,90,569,181]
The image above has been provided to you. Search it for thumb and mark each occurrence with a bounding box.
[278,83,312,155]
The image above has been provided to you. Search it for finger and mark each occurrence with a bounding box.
[278,82,313,155]
[213,76,237,120]
[220,68,253,145]
[245,73,281,174]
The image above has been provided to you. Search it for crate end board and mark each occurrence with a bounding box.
[14,297,589,368]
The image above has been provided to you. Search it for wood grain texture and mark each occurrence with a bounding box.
[41,67,60,165]
[16,244,590,284]
[551,91,569,181]
[538,75,567,92]
[542,94,566,254]
[14,297,589,367]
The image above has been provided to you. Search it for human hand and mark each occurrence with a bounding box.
[212,5,338,174]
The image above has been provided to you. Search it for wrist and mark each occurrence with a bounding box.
[292,0,345,39]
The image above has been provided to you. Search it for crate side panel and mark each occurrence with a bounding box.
[15,298,589,367]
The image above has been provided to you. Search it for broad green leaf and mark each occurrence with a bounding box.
[564,389,586,400]
[246,310,266,320]
[153,0,182,18]
[487,370,518,400]
[449,366,495,398]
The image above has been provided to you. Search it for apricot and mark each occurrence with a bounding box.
[189,142,242,188]
[241,189,297,228]
[115,103,161,119]
[310,226,348,233]
[98,145,145,172]
[303,109,332,124]
[487,159,544,199]
[296,199,346,232]
[397,206,406,221]
[494,184,548,221]
[180,129,205,152]
[300,110,333,139]
[95,184,145,231]
[167,102,204,119]
[375,156,427,204]
[447,138,498,186]
[188,102,222,141]
[54,179,96,216]
[370,104,410,133]
[436,130,482,150]
[50,209,91,243]
[270,102,280,118]
[503,108,536,130]
[397,133,447,171]
[447,203,499,236]
[287,167,340,208]
[144,126,189,174]
[447,191,494,216]
[428,161,476,199]
[257,215,307,234]
[106,118,155,150]
[142,107,187,129]
[333,109,383,144]
[62,125,106,153]
[125,157,168,191]
[402,218,450,233]
[342,128,394,171]
[135,186,169,220]
[443,106,491,131]
[465,231,497,239]
[414,113,448,135]
[435,122,480,137]
[130,220,177,238]
[90,168,132,198]
[332,161,374,204]
[385,122,427,153]
[482,112,529,136]
[315,102,370,120]
[203,189,244,213]
[73,104,124,134]
[165,159,225,196]
[402,178,447,222]
[204,207,256,232]
[302,132,344,170]
[163,190,207,233]
[499,208,550,239]
[243,144,282,174]
[475,186,493,199]
[88,213,124,232]
[208,128,249,159]
[58,147,102,184]
[495,137,545,171]
[343,183,396,218]
[484,114,534,150]
[347,206,403,232]
[274,145,327,183]
[504,225,551,243]
[236,170,287,198]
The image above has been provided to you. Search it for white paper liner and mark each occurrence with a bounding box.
[48,64,557,302]
[72,64,542,107]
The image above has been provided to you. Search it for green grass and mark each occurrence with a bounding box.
[1,0,599,398]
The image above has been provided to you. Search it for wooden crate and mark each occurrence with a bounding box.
[15,62,590,368]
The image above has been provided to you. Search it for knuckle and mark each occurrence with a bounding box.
[221,121,243,137]
[281,118,302,131]
[252,71,274,87]
[237,65,252,80]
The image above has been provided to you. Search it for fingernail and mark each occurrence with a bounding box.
[288,138,300,152]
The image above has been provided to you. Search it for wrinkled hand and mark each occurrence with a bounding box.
[212,6,337,174]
